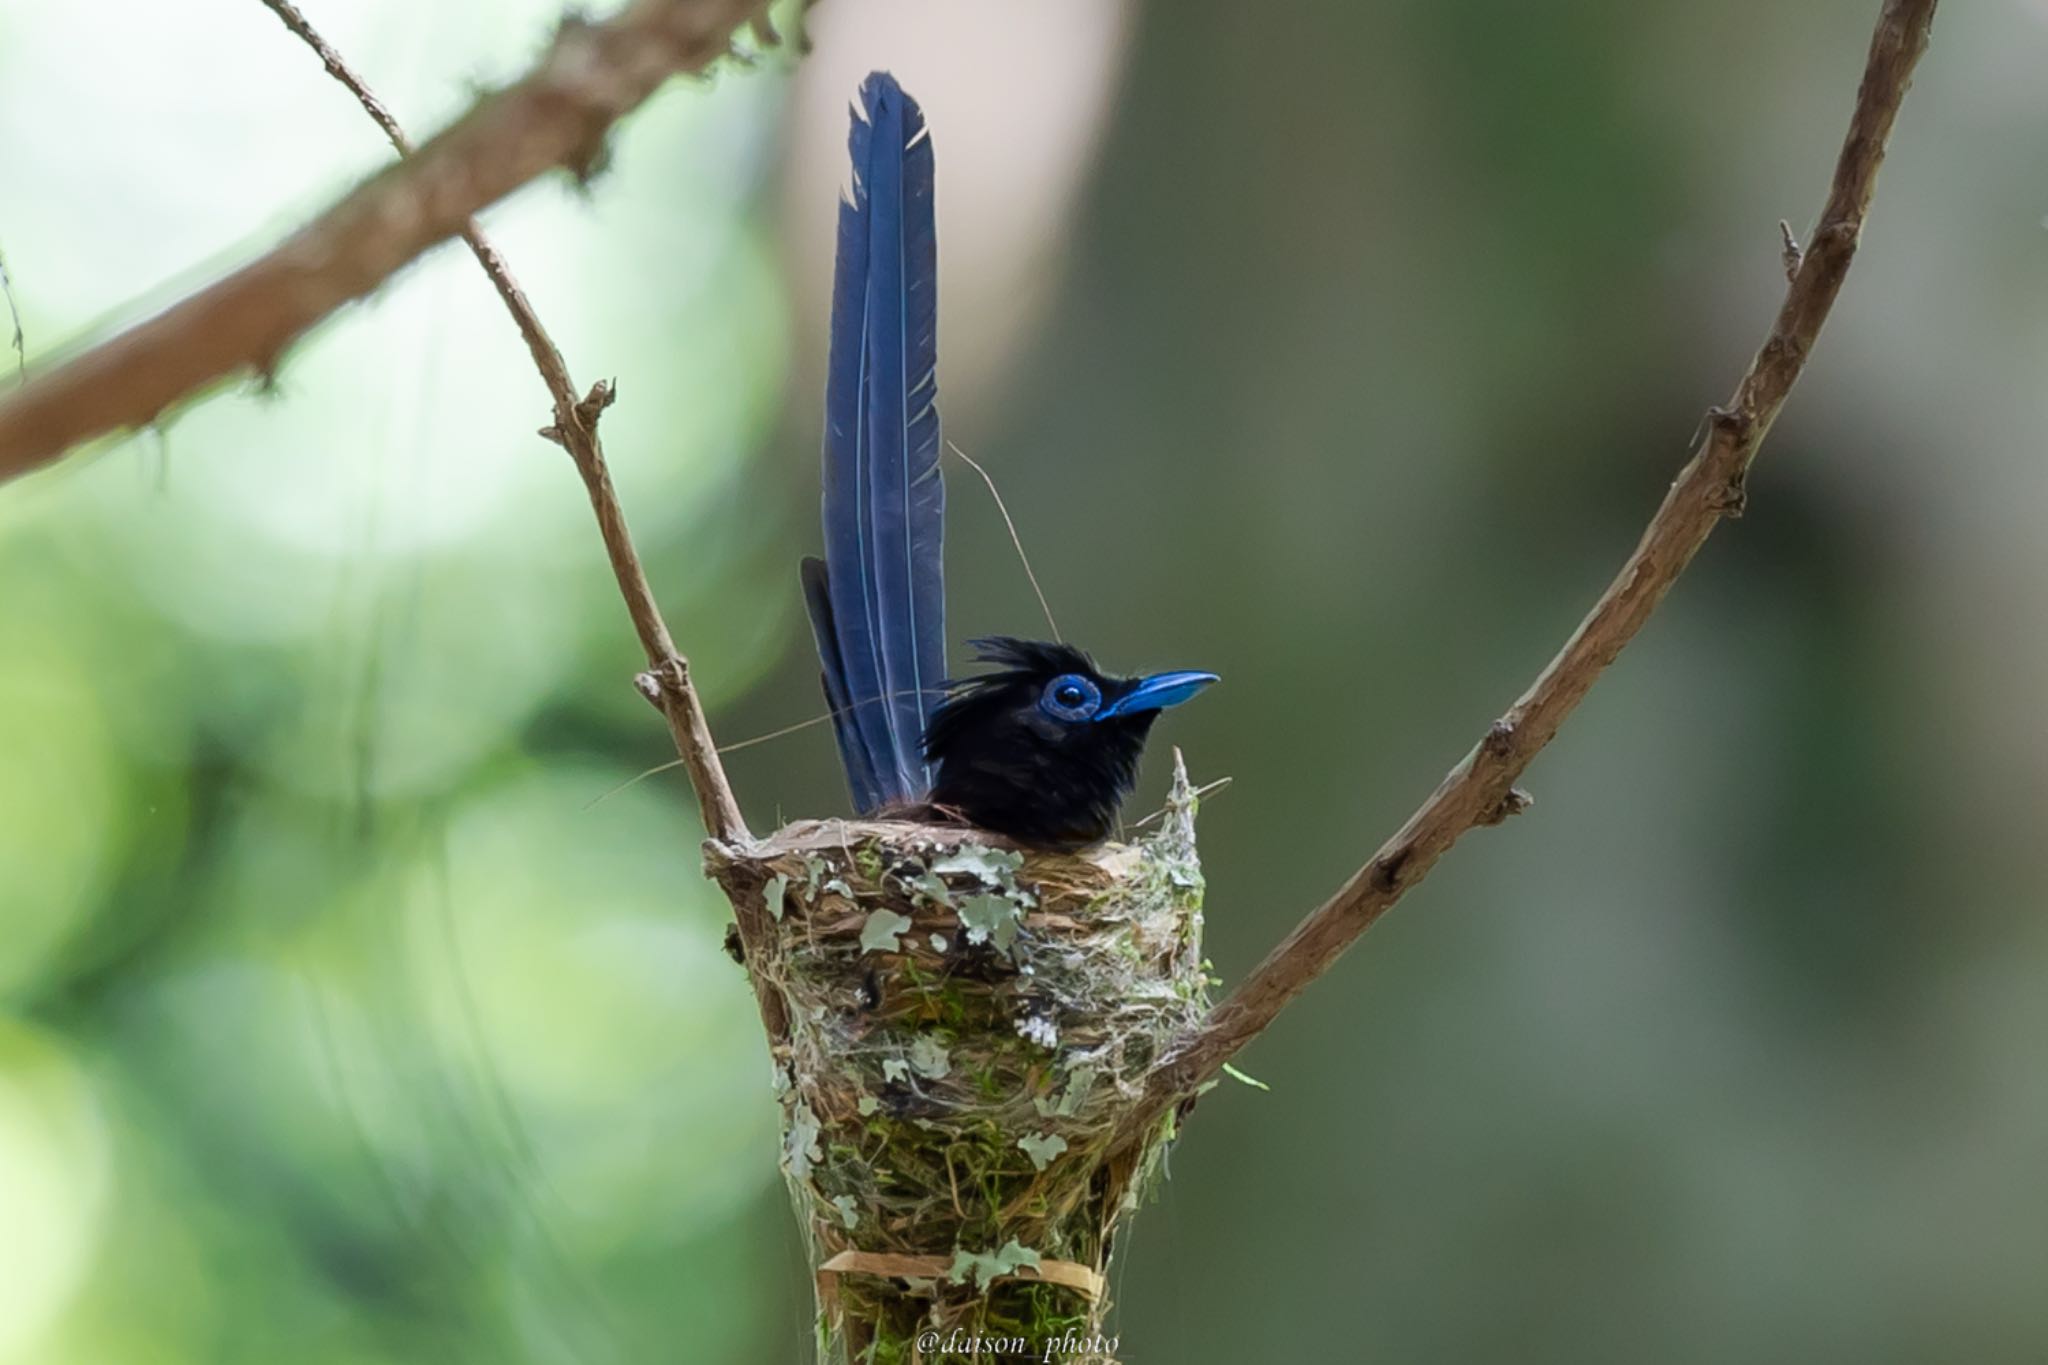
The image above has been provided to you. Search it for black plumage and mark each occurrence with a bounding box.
[922,639,1186,851]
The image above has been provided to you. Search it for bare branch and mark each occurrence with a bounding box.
[0,0,768,483]
[255,1,771,1027]
[0,244,24,385]
[1126,0,1940,1137]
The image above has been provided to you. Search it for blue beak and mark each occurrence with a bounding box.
[1094,670,1219,721]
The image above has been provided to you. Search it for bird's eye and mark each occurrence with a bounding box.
[1038,673,1102,722]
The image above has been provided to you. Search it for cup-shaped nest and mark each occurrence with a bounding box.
[704,758,1211,1364]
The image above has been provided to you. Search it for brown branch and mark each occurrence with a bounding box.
[1126,0,1940,1137]
[254,1,774,1031]
[257,0,747,840]
[0,0,768,484]
[0,244,24,385]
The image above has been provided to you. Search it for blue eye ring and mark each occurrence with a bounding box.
[1038,673,1102,722]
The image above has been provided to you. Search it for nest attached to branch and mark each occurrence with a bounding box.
[705,754,1213,1365]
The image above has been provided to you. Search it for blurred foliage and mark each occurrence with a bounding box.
[5,0,2048,1362]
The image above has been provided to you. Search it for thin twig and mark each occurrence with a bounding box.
[0,244,24,385]
[0,0,769,483]
[256,0,776,1035]
[1120,0,1941,1142]
[584,682,963,811]
[1125,776,1233,832]
[946,439,1061,642]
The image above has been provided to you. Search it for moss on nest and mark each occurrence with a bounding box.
[705,758,1212,1365]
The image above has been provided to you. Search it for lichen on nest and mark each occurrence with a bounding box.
[705,756,1213,1365]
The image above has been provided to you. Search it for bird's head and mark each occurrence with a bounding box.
[922,637,1217,849]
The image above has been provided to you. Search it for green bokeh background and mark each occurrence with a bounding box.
[3,1,2046,1361]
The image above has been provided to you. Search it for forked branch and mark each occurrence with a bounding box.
[0,0,1940,1136]
[1126,0,1941,1136]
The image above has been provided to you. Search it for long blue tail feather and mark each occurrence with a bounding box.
[807,72,946,813]
[801,556,882,811]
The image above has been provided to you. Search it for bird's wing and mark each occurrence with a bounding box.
[815,71,945,811]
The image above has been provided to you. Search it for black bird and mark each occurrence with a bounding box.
[800,73,1215,851]
[919,637,1217,850]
